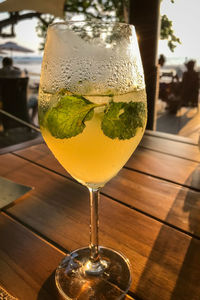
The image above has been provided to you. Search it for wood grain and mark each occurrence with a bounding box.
[0,213,64,300]
[141,135,200,162]
[14,140,200,192]
[0,153,200,299]
[126,147,200,190]
[13,145,200,237]
[0,214,134,300]
[104,168,200,238]
[14,143,68,178]
[145,130,197,144]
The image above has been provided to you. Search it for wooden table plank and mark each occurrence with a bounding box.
[0,213,64,300]
[141,135,200,162]
[0,213,134,300]
[14,140,200,192]
[104,168,200,238]
[11,130,200,163]
[13,145,200,238]
[145,130,197,145]
[0,154,200,299]
[126,147,200,190]
[14,143,68,178]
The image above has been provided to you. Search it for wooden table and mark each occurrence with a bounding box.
[0,130,200,300]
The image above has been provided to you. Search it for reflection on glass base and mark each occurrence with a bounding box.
[55,246,132,300]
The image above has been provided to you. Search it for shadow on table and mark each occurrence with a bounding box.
[37,270,62,300]
[135,166,200,300]
[37,270,134,300]
[156,109,194,135]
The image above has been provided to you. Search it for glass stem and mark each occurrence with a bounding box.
[89,187,100,263]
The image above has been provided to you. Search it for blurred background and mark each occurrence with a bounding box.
[0,0,199,149]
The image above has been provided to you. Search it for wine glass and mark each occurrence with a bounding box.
[38,20,147,299]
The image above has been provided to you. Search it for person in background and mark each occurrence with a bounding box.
[27,95,38,124]
[158,54,166,67]
[158,54,168,102]
[181,60,199,107]
[175,66,183,81]
[0,57,21,78]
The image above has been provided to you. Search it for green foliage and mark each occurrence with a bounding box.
[36,0,180,52]
[160,14,181,52]
[64,0,126,21]
[45,94,98,139]
[36,15,55,51]
[36,0,128,50]
[45,90,146,140]
[101,101,146,140]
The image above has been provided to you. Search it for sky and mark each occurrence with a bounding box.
[159,0,200,60]
[0,0,200,60]
[0,12,40,54]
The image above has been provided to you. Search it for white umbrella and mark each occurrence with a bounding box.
[0,0,65,18]
[0,41,34,54]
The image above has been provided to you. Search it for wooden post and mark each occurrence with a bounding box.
[129,0,161,130]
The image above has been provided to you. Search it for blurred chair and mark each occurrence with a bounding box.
[0,77,30,130]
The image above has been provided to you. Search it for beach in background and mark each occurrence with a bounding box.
[160,57,200,81]
[0,55,42,86]
[0,55,199,86]
[165,56,200,67]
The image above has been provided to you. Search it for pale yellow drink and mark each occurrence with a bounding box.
[39,89,147,188]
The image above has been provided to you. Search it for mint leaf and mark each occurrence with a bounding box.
[44,89,146,140]
[45,94,98,139]
[101,102,146,140]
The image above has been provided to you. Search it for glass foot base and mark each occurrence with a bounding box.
[55,246,132,299]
